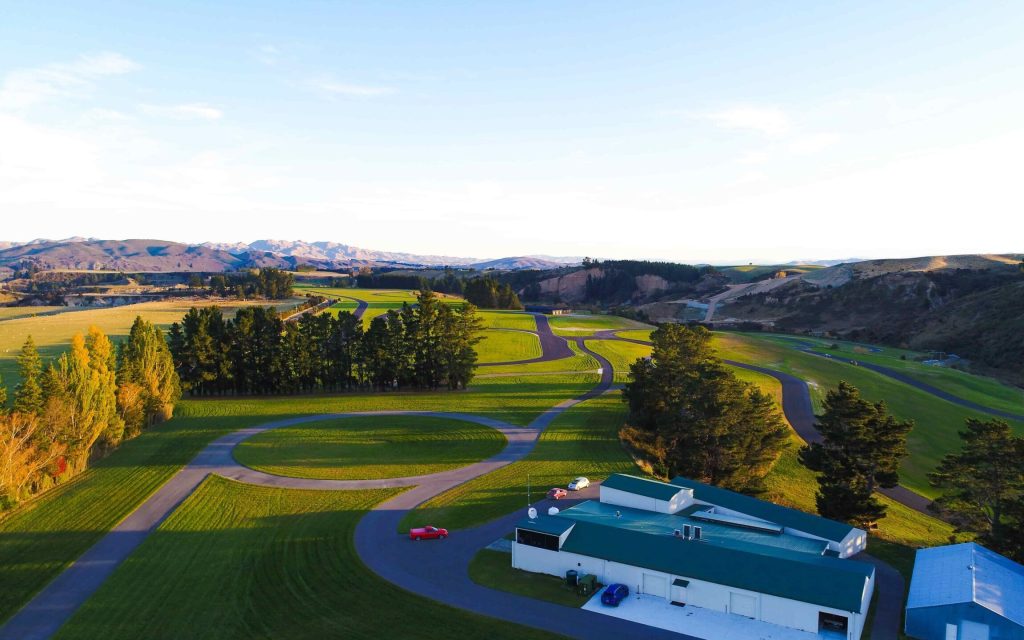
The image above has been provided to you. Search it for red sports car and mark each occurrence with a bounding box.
[547,488,568,500]
[409,526,448,541]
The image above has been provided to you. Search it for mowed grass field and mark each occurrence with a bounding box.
[0,298,302,387]
[0,374,596,623]
[479,341,599,375]
[714,331,1024,498]
[584,339,652,383]
[478,310,539,331]
[476,329,543,364]
[398,392,638,532]
[54,476,558,640]
[234,415,506,480]
[614,328,654,342]
[548,313,652,336]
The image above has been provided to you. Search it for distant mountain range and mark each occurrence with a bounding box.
[0,238,583,273]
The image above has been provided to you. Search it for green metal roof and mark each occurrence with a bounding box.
[670,476,857,543]
[560,520,873,612]
[557,500,829,557]
[601,474,685,501]
[515,515,575,536]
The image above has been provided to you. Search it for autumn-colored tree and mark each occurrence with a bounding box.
[117,317,180,437]
[0,411,66,507]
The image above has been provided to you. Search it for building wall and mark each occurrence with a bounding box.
[598,486,693,514]
[906,602,1024,640]
[512,543,871,638]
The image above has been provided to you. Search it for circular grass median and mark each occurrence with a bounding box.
[233,415,506,480]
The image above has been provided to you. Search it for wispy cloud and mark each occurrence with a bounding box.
[309,76,396,97]
[141,102,224,120]
[700,106,791,137]
[0,52,141,110]
[253,44,281,66]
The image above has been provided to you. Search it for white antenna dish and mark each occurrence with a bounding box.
[548,507,560,516]
[528,507,538,519]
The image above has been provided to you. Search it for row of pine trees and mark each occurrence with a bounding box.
[0,319,180,508]
[168,289,484,396]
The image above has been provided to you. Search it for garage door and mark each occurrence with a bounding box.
[642,574,667,599]
[961,621,990,640]
[729,593,756,619]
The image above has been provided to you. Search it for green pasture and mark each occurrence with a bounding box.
[54,477,557,640]
[476,329,543,364]
[478,310,538,331]
[715,332,1024,498]
[234,415,506,480]
[548,313,651,336]
[614,329,654,342]
[479,340,599,375]
[0,306,65,321]
[399,393,638,532]
[584,340,651,383]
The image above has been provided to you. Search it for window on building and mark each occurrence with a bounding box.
[516,528,560,551]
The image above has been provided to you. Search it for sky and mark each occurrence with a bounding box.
[1,1,1023,263]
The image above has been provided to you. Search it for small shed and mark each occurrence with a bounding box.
[906,542,1024,640]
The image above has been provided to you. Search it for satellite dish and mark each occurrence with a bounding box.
[528,507,538,519]
[548,507,560,516]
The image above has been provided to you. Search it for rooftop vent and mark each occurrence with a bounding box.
[682,525,691,540]
[694,526,703,541]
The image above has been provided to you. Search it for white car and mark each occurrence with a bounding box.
[568,477,590,491]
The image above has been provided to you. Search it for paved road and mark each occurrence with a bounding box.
[334,295,369,319]
[855,553,905,640]
[478,313,575,366]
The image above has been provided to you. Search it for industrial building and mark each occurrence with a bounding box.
[906,542,1024,640]
[513,474,875,639]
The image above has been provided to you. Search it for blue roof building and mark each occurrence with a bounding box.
[906,542,1024,640]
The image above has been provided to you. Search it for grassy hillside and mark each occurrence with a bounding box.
[714,332,1024,497]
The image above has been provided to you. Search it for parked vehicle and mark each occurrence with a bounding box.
[568,477,590,491]
[409,526,448,541]
[547,488,568,500]
[601,583,629,606]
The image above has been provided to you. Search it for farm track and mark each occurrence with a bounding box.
[1,314,906,640]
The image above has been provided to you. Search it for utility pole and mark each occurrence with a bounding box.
[527,473,531,507]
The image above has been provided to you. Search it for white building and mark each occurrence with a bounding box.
[513,474,875,639]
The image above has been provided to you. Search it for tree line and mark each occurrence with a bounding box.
[190,267,295,299]
[168,288,484,396]
[463,276,523,310]
[354,269,465,295]
[0,319,180,509]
